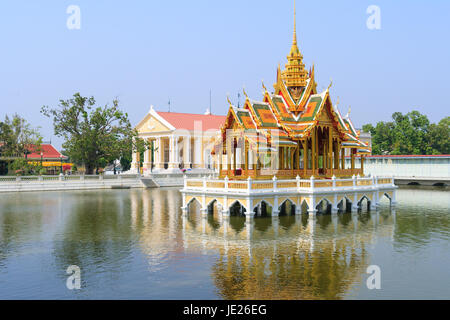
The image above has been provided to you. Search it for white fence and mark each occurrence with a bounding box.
[0,174,143,192]
[183,175,395,195]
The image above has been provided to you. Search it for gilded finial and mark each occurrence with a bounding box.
[242,87,248,98]
[327,78,333,90]
[262,80,267,91]
[346,106,351,118]
[293,0,297,45]
[226,94,232,106]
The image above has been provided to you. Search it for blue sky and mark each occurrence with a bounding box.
[0,0,449,148]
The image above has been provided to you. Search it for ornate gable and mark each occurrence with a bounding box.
[136,113,172,134]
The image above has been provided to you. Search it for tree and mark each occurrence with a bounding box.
[364,111,449,155]
[363,122,395,155]
[0,114,42,158]
[42,93,148,174]
[428,117,450,155]
[0,114,42,175]
[119,136,149,172]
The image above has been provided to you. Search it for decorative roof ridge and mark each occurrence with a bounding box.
[232,106,249,112]
[344,116,358,137]
[249,99,269,106]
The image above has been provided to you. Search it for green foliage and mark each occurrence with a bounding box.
[364,111,450,155]
[8,158,38,175]
[42,93,149,174]
[0,114,42,158]
[120,136,152,172]
[428,117,450,155]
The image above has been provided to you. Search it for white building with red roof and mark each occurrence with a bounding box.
[132,106,226,174]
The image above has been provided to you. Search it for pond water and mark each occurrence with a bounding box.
[0,187,448,299]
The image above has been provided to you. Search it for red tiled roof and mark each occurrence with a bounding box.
[157,112,226,131]
[26,144,66,160]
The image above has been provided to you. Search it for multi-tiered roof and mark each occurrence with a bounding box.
[215,4,370,155]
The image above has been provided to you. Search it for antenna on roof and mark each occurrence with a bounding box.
[237,93,241,108]
[168,98,171,112]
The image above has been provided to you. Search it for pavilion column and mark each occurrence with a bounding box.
[311,129,316,174]
[351,149,355,171]
[315,128,319,172]
[256,146,261,173]
[278,147,282,170]
[302,140,307,176]
[289,147,293,172]
[328,128,333,175]
[341,147,345,170]
[296,143,300,171]
[291,147,295,174]
[226,138,232,175]
[252,151,257,178]
[361,155,365,174]
[233,140,237,173]
[244,140,249,176]
[334,141,339,170]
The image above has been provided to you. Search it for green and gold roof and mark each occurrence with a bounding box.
[214,2,370,155]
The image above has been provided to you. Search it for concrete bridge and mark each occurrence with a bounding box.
[347,155,450,187]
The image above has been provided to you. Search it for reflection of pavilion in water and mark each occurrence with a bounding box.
[130,188,396,299]
[183,204,396,299]
[130,188,185,262]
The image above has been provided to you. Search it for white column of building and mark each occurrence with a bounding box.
[143,138,152,173]
[168,135,176,169]
[131,151,138,173]
[193,137,202,169]
[153,137,161,170]
[184,136,191,168]
[175,137,180,167]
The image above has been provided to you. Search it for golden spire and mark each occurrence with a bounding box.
[293,0,297,47]
[281,0,308,88]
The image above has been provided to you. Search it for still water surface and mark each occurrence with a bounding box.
[0,187,449,299]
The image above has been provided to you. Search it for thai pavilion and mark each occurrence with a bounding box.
[181,4,397,218]
[211,15,370,180]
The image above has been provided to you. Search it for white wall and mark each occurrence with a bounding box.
[346,157,450,177]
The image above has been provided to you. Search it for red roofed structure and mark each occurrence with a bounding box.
[133,106,226,174]
[155,112,226,131]
[26,144,67,161]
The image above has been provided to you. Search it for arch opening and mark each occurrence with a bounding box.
[279,199,296,216]
[186,197,202,215]
[229,200,247,217]
[433,182,446,187]
[207,199,221,216]
[316,199,332,215]
[301,200,309,215]
[358,196,371,212]
[253,201,272,217]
